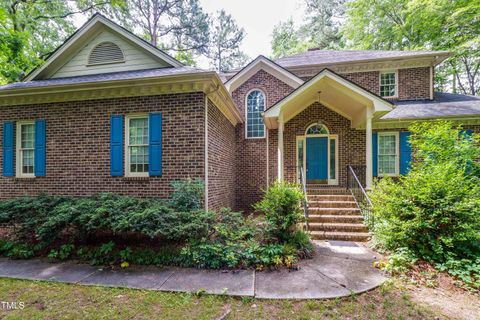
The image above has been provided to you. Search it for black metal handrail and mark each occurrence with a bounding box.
[347,165,374,229]
[298,165,309,231]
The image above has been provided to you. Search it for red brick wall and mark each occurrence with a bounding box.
[294,67,431,101]
[207,99,236,211]
[268,102,365,187]
[398,67,430,100]
[232,69,294,212]
[0,93,205,199]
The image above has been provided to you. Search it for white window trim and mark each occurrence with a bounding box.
[125,114,149,177]
[377,131,400,177]
[245,88,266,139]
[379,70,398,99]
[16,121,35,178]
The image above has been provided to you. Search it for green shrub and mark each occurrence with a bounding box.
[370,121,480,288]
[254,182,305,242]
[0,182,213,249]
[170,178,204,211]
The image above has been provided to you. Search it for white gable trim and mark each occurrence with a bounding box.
[225,55,304,93]
[264,69,393,119]
[25,14,182,81]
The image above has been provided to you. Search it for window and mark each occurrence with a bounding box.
[380,72,397,98]
[378,132,399,176]
[246,90,265,138]
[17,122,35,177]
[126,115,149,176]
[329,138,336,180]
[306,123,329,135]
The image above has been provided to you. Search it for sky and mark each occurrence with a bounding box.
[73,0,307,68]
[198,0,306,59]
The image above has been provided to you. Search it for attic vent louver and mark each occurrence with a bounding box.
[88,42,125,65]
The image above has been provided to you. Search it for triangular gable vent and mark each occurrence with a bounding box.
[88,42,125,65]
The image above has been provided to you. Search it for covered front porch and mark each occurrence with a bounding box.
[263,69,393,189]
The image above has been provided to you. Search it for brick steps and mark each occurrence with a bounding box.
[308,214,365,223]
[308,201,358,208]
[308,195,355,201]
[305,187,369,242]
[308,222,368,232]
[308,208,361,215]
[309,231,370,242]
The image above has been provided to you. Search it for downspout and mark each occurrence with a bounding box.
[204,84,220,211]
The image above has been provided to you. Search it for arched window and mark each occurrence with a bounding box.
[88,42,125,65]
[246,90,265,138]
[306,123,329,135]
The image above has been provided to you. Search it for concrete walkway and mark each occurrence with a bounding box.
[0,241,387,299]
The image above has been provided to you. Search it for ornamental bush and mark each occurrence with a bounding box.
[0,180,212,248]
[254,182,305,242]
[370,121,480,289]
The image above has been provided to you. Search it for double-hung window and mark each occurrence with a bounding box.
[380,71,397,98]
[17,122,35,177]
[126,115,149,177]
[378,132,399,176]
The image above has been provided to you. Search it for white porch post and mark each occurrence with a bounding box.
[365,107,373,190]
[277,115,284,181]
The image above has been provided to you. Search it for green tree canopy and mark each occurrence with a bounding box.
[204,9,248,72]
[343,0,480,95]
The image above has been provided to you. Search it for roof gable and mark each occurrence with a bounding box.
[225,55,304,93]
[263,68,393,129]
[25,14,183,81]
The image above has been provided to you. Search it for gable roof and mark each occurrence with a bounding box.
[0,67,204,91]
[224,55,304,92]
[24,13,183,81]
[263,68,393,128]
[381,92,480,120]
[274,49,450,69]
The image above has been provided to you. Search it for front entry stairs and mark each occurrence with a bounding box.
[305,186,370,242]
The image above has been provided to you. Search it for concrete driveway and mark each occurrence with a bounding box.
[0,241,387,299]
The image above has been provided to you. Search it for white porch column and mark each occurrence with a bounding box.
[277,116,284,181]
[365,107,373,190]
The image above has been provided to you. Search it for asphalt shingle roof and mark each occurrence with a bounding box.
[274,50,449,68]
[382,92,480,120]
[0,67,207,91]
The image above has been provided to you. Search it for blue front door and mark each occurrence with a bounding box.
[306,137,328,182]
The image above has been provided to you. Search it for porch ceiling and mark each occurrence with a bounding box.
[263,69,393,129]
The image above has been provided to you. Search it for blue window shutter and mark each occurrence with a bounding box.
[110,115,124,176]
[3,122,14,177]
[372,133,378,177]
[149,113,162,176]
[399,132,412,175]
[34,119,46,177]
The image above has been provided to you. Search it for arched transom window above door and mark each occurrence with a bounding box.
[246,89,266,138]
[305,123,329,135]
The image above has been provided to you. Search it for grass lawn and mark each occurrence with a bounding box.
[0,277,445,320]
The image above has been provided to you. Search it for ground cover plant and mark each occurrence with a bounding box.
[370,121,480,290]
[0,180,312,270]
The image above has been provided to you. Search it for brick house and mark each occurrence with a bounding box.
[1,13,480,222]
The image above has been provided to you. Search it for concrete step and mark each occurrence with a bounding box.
[308,201,358,208]
[309,231,370,242]
[308,214,364,223]
[307,194,354,201]
[308,222,369,232]
[308,207,361,215]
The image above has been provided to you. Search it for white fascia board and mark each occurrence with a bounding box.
[225,56,304,92]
